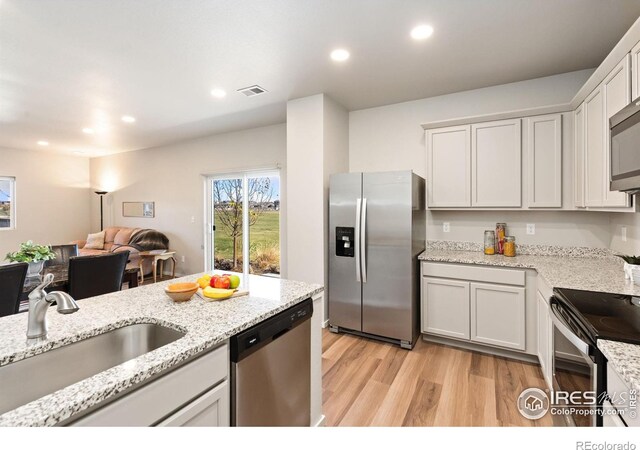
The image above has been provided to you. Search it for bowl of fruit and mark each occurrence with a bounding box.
[165,282,199,302]
[196,273,243,301]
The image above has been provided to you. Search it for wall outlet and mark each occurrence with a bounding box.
[622,226,627,242]
[191,216,195,224]
[181,256,186,263]
[443,222,450,233]
[526,223,535,235]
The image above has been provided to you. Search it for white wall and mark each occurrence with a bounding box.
[609,212,640,255]
[90,123,286,276]
[0,147,91,259]
[429,210,611,248]
[286,94,349,319]
[286,95,325,285]
[323,96,349,310]
[349,69,593,177]
[348,69,617,247]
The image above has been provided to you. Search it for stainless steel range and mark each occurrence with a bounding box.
[550,288,640,427]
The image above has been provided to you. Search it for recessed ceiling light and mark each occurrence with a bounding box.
[411,24,434,40]
[121,115,136,123]
[82,127,94,134]
[37,140,49,146]
[210,88,227,98]
[330,48,350,62]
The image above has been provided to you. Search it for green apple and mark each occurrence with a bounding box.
[223,274,241,289]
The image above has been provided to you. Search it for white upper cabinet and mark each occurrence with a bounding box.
[603,55,631,207]
[581,56,632,209]
[632,40,640,100]
[584,86,605,207]
[525,114,562,208]
[471,119,522,207]
[426,125,471,207]
[574,103,585,208]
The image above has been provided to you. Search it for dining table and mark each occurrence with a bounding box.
[19,265,140,312]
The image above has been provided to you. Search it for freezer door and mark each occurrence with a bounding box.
[361,171,413,342]
[329,173,363,331]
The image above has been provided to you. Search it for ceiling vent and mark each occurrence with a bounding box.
[237,85,267,97]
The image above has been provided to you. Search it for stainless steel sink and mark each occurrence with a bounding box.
[0,323,185,416]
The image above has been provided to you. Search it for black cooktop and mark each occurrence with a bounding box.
[553,288,640,345]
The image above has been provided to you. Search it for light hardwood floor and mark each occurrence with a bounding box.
[322,329,553,427]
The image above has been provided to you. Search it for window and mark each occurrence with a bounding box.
[205,170,280,278]
[0,177,15,230]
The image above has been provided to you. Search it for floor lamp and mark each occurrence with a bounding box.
[94,191,108,231]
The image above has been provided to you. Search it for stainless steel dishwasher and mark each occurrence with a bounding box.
[230,298,312,426]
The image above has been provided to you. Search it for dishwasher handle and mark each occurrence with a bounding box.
[230,298,313,362]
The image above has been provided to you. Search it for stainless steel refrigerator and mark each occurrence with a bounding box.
[328,171,425,349]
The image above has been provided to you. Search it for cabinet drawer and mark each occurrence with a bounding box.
[607,365,640,427]
[422,262,525,286]
[70,343,229,426]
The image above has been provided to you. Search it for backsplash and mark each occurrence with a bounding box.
[427,210,612,249]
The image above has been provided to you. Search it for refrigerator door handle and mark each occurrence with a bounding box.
[361,198,367,283]
[355,198,362,282]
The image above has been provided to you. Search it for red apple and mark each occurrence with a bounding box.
[214,275,231,289]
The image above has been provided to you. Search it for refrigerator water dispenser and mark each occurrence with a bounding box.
[335,227,355,257]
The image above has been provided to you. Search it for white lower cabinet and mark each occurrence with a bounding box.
[422,277,470,340]
[158,380,229,427]
[70,343,229,427]
[470,283,525,350]
[603,400,627,427]
[421,269,526,352]
[606,365,640,427]
[536,290,553,389]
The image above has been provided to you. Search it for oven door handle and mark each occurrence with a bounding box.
[550,302,591,356]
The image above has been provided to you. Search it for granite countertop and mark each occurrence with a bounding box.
[0,274,323,427]
[598,340,640,392]
[419,248,640,296]
[419,241,640,396]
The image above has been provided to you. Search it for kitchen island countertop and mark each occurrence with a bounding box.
[0,273,323,427]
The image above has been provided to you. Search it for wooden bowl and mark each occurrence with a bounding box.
[165,282,198,302]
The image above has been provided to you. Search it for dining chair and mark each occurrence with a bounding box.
[67,252,130,300]
[0,262,28,317]
[44,244,79,267]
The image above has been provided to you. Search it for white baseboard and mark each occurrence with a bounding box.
[313,414,326,427]
[322,319,329,329]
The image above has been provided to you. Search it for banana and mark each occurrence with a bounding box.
[202,286,234,300]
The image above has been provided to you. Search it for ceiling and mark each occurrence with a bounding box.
[2,0,640,157]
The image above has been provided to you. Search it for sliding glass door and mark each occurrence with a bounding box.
[206,170,280,277]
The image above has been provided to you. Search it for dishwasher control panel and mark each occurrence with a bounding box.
[230,298,313,362]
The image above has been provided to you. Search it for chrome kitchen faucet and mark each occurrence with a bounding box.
[26,273,79,342]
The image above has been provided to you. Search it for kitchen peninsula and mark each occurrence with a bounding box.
[0,274,323,427]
